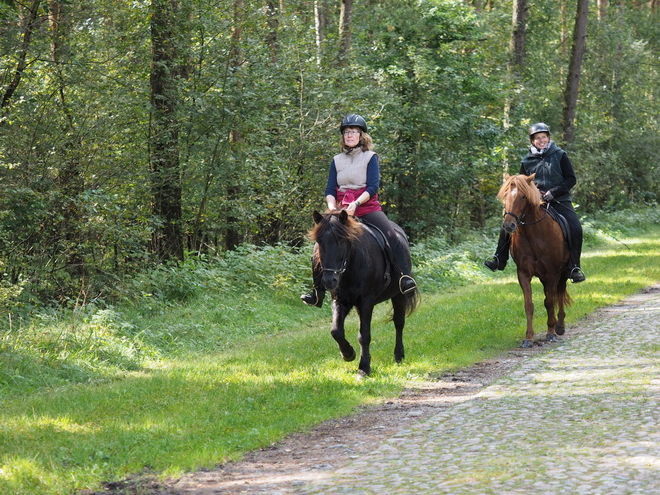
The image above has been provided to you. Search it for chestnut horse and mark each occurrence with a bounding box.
[309,210,419,376]
[498,174,572,348]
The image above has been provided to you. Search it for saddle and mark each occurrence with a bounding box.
[545,204,572,251]
[357,218,400,285]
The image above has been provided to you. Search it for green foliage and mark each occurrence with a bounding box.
[0,0,659,304]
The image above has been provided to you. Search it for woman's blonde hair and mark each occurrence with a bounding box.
[339,130,374,152]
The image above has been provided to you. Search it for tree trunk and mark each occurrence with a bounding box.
[265,0,279,64]
[338,0,353,63]
[561,0,589,144]
[503,0,528,175]
[49,1,87,281]
[223,0,244,251]
[150,0,183,261]
[314,0,326,65]
[1,0,42,110]
[509,0,528,72]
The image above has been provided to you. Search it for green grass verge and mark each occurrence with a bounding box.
[1,225,659,495]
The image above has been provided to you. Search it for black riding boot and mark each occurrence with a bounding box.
[569,250,586,283]
[301,264,325,307]
[484,229,509,272]
[391,242,417,294]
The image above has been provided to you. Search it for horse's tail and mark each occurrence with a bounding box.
[555,287,572,307]
[403,287,420,317]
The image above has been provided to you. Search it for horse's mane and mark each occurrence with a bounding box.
[497,174,542,207]
[309,210,364,243]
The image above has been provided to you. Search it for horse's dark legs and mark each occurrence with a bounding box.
[518,272,535,348]
[391,295,406,363]
[330,300,356,362]
[356,302,375,376]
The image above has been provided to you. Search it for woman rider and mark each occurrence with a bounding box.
[484,122,586,283]
[301,113,417,307]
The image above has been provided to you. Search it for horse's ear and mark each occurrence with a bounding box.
[503,173,511,180]
[313,210,323,224]
[527,173,536,182]
[338,210,349,223]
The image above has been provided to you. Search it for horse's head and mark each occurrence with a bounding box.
[310,210,362,291]
[497,173,542,234]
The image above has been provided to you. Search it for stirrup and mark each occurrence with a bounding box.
[301,288,324,307]
[570,267,586,283]
[484,255,506,272]
[399,275,417,294]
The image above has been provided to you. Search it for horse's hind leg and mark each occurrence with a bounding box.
[391,295,406,364]
[555,278,567,336]
[330,300,356,362]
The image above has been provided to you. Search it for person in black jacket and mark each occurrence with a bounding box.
[484,123,586,283]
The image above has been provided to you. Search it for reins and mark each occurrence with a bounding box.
[505,202,550,227]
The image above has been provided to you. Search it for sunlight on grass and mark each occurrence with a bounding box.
[1,225,659,494]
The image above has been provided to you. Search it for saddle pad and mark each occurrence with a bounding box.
[546,205,572,249]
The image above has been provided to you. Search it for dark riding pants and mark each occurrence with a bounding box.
[360,211,412,276]
[494,201,583,268]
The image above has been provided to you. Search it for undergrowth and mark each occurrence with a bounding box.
[1,207,657,398]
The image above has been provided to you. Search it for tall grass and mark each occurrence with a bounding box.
[1,208,659,495]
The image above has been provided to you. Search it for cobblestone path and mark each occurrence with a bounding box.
[299,285,660,495]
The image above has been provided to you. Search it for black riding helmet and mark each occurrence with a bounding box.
[340,114,368,134]
[529,122,550,141]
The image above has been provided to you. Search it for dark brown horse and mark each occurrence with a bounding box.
[309,210,419,376]
[498,174,572,348]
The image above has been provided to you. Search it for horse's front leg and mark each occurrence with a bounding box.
[355,302,375,376]
[555,277,568,336]
[517,271,535,348]
[330,299,356,362]
[542,279,559,342]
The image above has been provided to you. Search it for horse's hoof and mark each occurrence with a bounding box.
[356,369,369,380]
[546,333,559,343]
[341,349,356,362]
[520,340,533,348]
[555,325,565,336]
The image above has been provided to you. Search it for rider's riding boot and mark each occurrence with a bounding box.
[484,230,510,272]
[392,242,417,294]
[301,268,325,307]
[570,266,586,283]
[484,255,507,272]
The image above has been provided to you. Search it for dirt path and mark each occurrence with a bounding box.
[87,284,660,495]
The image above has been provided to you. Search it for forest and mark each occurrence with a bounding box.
[0,0,659,308]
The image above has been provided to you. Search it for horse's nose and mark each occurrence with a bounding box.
[502,219,517,234]
[322,272,339,291]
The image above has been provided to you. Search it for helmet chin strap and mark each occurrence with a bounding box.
[345,144,360,154]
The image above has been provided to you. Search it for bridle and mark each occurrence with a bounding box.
[319,222,351,279]
[321,259,347,277]
[504,201,549,228]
